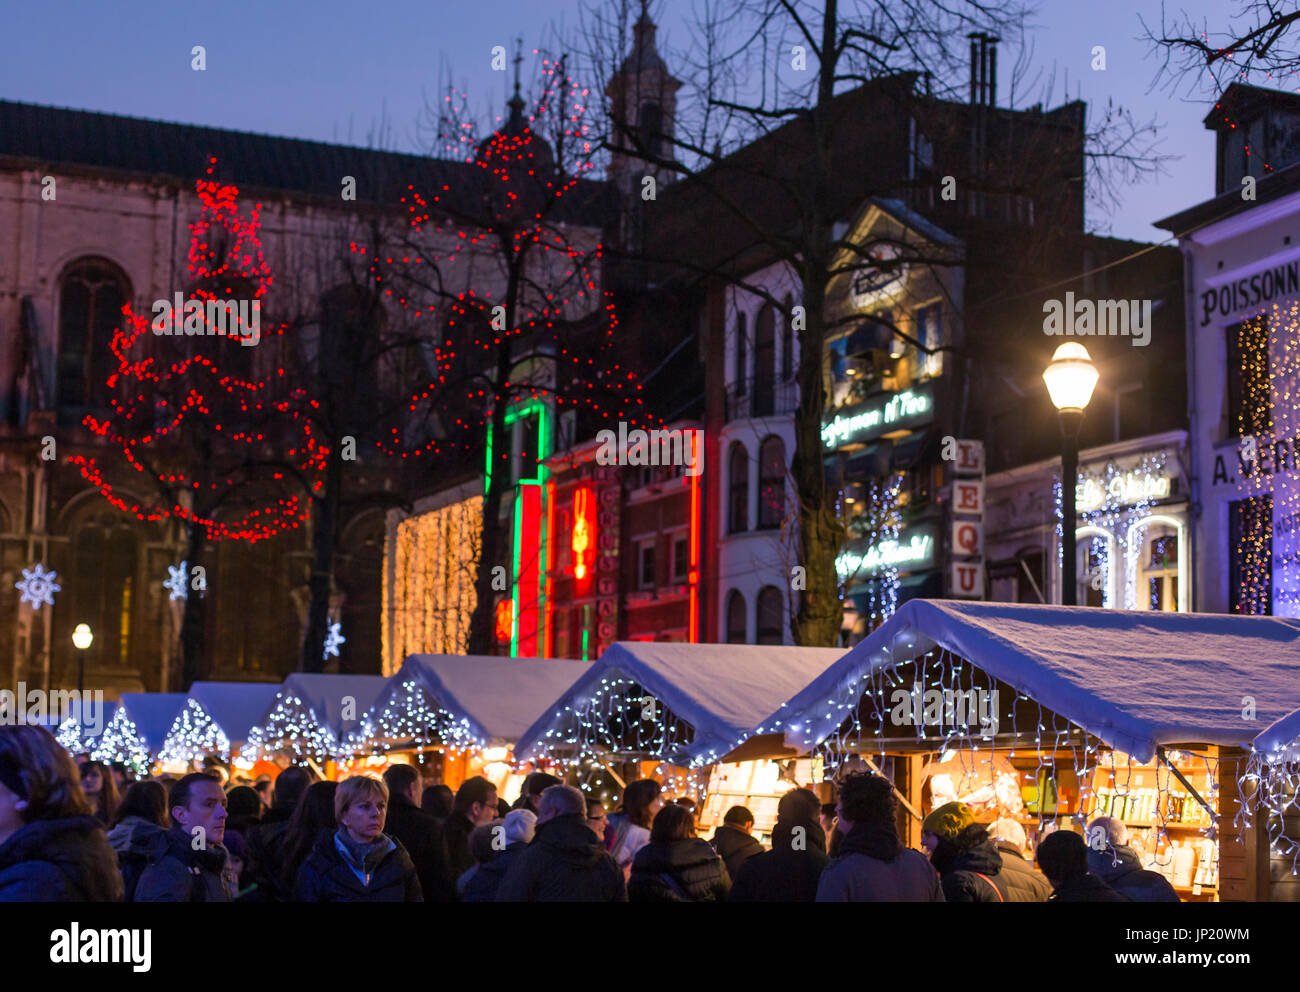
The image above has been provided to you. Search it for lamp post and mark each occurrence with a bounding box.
[1043,344,1099,606]
[72,623,93,697]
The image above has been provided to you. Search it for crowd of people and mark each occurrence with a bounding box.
[0,724,1179,902]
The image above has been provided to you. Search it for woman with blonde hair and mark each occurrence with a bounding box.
[0,726,124,901]
[294,776,422,902]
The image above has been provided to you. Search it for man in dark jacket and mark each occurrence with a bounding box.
[817,773,944,901]
[444,776,498,880]
[246,765,312,902]
[709,805,763,880]
[1038,829,1131,902]
[731,788,829,902]
[463,808,535,902]
[497,785,626,902]
[382,764,455,901]
[1086,817,1179,902]
[923,803,1009,902]
[135,773,233,902]
[989,818,1052,902]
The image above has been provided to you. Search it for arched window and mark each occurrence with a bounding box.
[781,293,795,380]
[58,258,130,419]
[68,512,139,674]
[757,436,786,530]
[728,442,749,533]
[725,589,747,644]
[756,586,783,644]
[754,304,777,416]
[734,311,748,397]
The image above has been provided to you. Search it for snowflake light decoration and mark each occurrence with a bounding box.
[15,563,61,610]
[164,562,187,601]
[323,619,345,660]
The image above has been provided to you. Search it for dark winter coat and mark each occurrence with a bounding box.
[496,814,626,902]
[730,819,829,902]
[709,824,763,880]
[116,819,169,902]
[996,844,1053,902]
[442,812,478,881]
[294,829,423,903]
[461,841,527,903]
[383,793,455,902]
[134,824,233,902]
[937,838,1010,903]
[1049,872,1132,902]
[1088,844,1180,903]
[816,822,944,902]
[0,815,124,902]
[629,837,731,902]
[246,806,295,902]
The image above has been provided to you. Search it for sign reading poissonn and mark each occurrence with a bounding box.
[822,385,934,447]
[1199,260,1300,326]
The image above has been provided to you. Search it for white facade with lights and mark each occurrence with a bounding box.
[985,432,1191,611]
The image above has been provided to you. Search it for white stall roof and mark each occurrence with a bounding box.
[1255,706,1300,756]
[516,641,845,764]
[766,599,1300,763]
[185,682,284,744]
[117,693,189,751]
[383,654,593,746]
[276,674,389,739]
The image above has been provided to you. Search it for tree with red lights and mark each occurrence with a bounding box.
[73,163,325,685]
[381,50,650,654]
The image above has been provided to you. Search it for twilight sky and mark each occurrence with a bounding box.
[0,0,1240,242]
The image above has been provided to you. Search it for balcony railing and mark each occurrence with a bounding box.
[726,378,798,421]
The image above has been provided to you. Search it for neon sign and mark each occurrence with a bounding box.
[822,386,934,447]
[1076,472,1170,512]
[572,486,594,581]
[836,530,935,579]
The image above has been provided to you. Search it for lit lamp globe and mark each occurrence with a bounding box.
[72,623,94,651]
[1042,342,1099,414]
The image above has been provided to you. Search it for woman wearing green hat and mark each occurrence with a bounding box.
[921,802,1009,902]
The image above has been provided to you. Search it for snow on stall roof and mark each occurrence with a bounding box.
[766,599,1300,763]
[387,655,593,746]
[278,674,388,740]
[118,693,189,751]
[185,682,284,745]
[515,641,845,764]
[1254,705,1300,755]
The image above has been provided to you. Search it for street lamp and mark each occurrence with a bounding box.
[1043,343,1099,607]
[72,623,93,696]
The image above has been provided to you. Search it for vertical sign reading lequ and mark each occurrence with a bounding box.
[594,465,621,655]
[950,440,986,599]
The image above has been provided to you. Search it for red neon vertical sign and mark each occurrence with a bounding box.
[517,484,542,656]
[688,431,701,643]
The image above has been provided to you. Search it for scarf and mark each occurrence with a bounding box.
[334,827,391,881]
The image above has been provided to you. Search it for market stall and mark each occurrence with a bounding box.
[241,674,388,775]
[157,681,284,770]
[55,700,117,756]
[514,641,843,842]
[1238,705,1300,901]
[345,654,592,796]
[756,599,1300,902]
[91,693,188,776]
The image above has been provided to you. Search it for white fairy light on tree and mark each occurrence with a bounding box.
[158,698,232,763]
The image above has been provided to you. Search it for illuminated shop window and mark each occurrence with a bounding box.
[1076,529,1115,608]
[1138,527,1179,612]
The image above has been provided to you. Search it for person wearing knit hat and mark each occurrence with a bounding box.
[921,802,974,852]
[922,801,1009,902]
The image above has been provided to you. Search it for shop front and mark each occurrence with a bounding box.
[985,431,1191,609]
